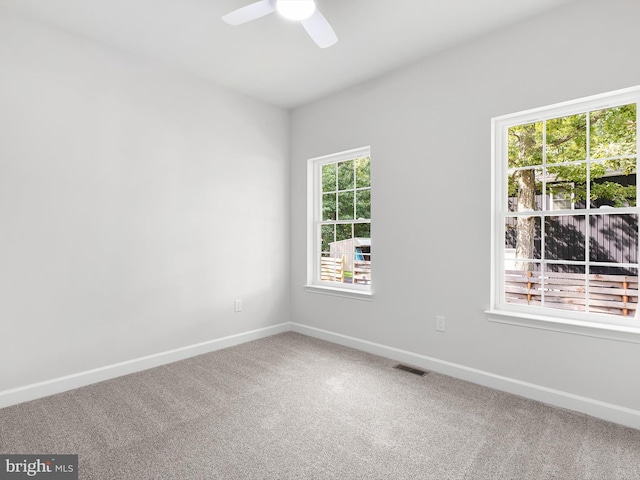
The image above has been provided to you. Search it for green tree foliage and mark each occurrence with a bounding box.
[507,104,637,268]
[508,104,636,205]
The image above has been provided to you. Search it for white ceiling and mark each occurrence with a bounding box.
[1,0,576,108]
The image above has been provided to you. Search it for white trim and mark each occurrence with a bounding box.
[0,323,290,409]
[494,85,640,124]
[307,145,371,165]
[486,310,640,344]
[290,322,640,430]
[304,284,373,301]
[3,321,639,430]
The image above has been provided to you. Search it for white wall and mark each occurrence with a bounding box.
[291,0,640,412]
[0,9,290,393]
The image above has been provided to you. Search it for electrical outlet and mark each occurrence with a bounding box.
[234,299,242,312]
[435,315,445,332]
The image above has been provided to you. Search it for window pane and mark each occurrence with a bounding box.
[321,225,335,253]
[337,160,354,190]
[505,216,541,262]
[545,216,586,261]
[322,163,336,192]
[587,266,638,317]
[504,263,542,307]
[590,104,636,159]
[336,223,352,242]
[337,191,354,220]
[356,190,370,219]
[508,168,542,212]
[322,193,336,220]
[590,159,636,208]
[508,122,542,168]
[589,214,638,263]
[356,157,371,188]
[354,222,370,239]
[546,113,587,163]
[544,264,586,313]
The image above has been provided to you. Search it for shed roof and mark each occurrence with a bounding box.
[330,237,371,247]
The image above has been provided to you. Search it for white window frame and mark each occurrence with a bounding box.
[305,146,372,301]
[488,86,640,343]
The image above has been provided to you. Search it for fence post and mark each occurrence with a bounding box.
[526,270,533,303]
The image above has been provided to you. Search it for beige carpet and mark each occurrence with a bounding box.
[1,332,639,479]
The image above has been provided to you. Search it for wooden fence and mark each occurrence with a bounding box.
[353,261,371,285]
[320,257,371,285]
[320,256,344,283]
[505,269,638,317]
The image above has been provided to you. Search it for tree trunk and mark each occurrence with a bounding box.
[515,169,535,270]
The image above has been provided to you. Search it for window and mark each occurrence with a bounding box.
[549,184,574,211]
[491,86,640,338]
[306,147,371,299]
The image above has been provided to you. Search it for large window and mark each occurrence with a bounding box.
[306,147,371,299]
[491,87,640,336]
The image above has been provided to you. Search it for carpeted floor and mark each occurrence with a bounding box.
[1,332,639,479]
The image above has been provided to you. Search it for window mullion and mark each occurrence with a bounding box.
[585,109,592,312]
[541,119,547,307]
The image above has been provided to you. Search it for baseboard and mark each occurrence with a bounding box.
[0,322,290,409]
[4,321,639,431]
[291,322,640,430]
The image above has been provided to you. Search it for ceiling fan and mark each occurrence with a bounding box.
[222,0,338,49]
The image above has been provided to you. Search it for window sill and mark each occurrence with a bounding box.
[486,309,640,344]
[304,284,372,301]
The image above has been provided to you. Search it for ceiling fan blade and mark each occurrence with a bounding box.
[222,0,276,26]
[300,9,338,48]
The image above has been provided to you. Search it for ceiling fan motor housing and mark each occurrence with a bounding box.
[276,0,316,21]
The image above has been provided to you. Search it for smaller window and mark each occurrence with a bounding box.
[306,147,371,300]
[549,184,574,211]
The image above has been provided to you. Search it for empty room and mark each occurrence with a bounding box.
[1,0,639,478]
